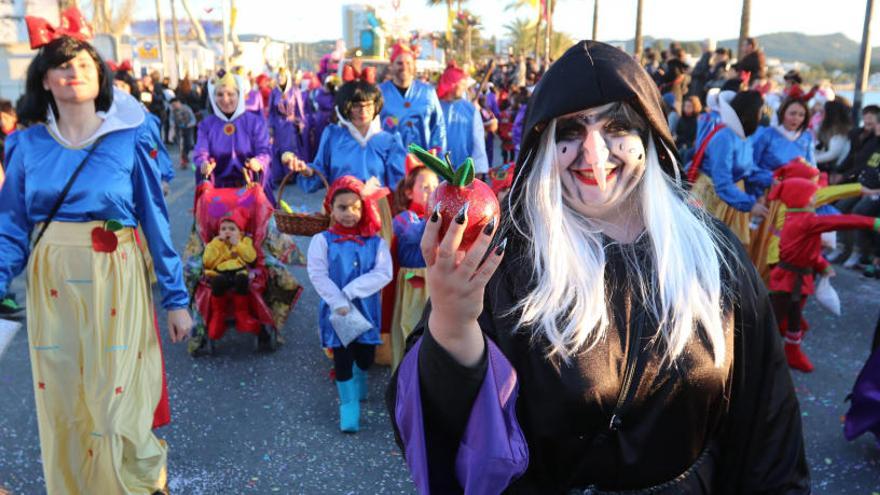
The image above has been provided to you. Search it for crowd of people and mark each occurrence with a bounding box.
[2,7,880,494]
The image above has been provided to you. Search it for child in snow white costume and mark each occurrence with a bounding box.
[387,41,808,494]
[389,164,439,369]
[306,176,392,432]
[768,177,880,373]
[0,11,191,494]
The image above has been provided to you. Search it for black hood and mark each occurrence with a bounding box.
[515,41,679,181]
[500,41,680,262]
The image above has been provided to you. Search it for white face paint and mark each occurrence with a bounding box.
[554,102,648,217]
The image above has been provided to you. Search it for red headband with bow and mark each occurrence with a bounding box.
[107,59,133,73]
[25,7,94,50]
[342,64,377,85]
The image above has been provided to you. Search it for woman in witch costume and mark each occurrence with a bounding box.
[387,41,809,494]
[193,71,273,201]
[0,11,191,494]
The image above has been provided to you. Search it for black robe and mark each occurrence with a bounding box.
[386,225,810,494]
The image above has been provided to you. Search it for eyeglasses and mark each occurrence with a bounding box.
[351,101,375,111]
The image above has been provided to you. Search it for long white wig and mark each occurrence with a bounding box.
[510,119,730,366]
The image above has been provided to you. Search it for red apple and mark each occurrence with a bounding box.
[90,219,124,253]
[409,145,500,251]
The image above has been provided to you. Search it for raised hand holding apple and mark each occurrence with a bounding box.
[410,144,505,367]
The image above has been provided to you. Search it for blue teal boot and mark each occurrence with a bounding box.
[352,365,368,401]
[335,379,360,433]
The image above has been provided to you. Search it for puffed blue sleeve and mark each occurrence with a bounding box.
[383,132,407,189]
[132,123,189,309]
[0,133,33,296]
[299,125,332,193]
[802,133,816,166]
[750,126,771,171]
[704,131,757,212]
[146,116,174,182]
[470,105,489,174]
[428,88,447,153]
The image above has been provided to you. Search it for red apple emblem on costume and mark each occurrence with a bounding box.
[91,219,123,253]
[409,144,500,251]
[149,148,158,159]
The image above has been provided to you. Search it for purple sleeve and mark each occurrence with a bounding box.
[512,106,527,148]
[395,336,529,494]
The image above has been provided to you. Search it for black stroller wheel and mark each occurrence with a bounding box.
[256,325,278,353]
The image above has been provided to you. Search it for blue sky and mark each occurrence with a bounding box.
[135,0,878,45]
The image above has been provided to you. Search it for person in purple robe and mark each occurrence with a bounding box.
[193,72,272,200]
[268,68,309,189]
[306,76,340,162]
[387,41,809,494]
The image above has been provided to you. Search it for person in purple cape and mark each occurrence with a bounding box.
[306,75,341,162]
[193,72,273,201]
[387,41,809,494]
[268,68,309,190]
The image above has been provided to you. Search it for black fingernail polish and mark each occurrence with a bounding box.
[495,238,508,255]
[483,216,496,235]
[455,202,469,224]
[430,202,441,222]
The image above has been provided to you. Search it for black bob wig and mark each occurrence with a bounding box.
[18,36,114,125]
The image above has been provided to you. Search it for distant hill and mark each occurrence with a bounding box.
[612,32,874,68]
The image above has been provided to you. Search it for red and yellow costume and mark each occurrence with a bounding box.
[769,177,880,372]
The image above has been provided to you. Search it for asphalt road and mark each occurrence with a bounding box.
[1,152,878,494]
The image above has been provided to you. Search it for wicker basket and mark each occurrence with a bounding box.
[274,169,331,236]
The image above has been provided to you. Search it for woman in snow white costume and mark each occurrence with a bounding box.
[387,41,809,494]
[0,10,191,494]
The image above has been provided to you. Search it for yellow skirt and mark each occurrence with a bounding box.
[373,196,396,366]
[748,199,782,283]
[691,175,751,247]
[26,222,167,494]
[390,267,429,371]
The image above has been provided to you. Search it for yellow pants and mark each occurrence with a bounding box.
[390,267,429,371]
[26,222,167,494]
[691,175,751,247]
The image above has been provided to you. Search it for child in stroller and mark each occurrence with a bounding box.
[185,171,303,355]
[203,211,261,337]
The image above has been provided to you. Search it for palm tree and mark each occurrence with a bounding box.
[427,0,466,59]
[592,0,599,40]
[180,0,209,48]
[634,0,643,61]
[506,0,543,57]
[737,0,751,60]
[505,17,573,60]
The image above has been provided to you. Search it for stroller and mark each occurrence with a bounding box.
[184,170,303,355]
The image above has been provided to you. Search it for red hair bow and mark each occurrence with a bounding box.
[25,7,94,50]
[107,59,133,73]
[342,64,377,85]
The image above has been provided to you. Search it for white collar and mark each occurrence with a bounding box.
[773,123,802,142]
[335,107,382,146]
[717,90,745,139]
[207,75,247,122]
[46,87,145,147]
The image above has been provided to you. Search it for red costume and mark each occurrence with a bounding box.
[769,177,880,372]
